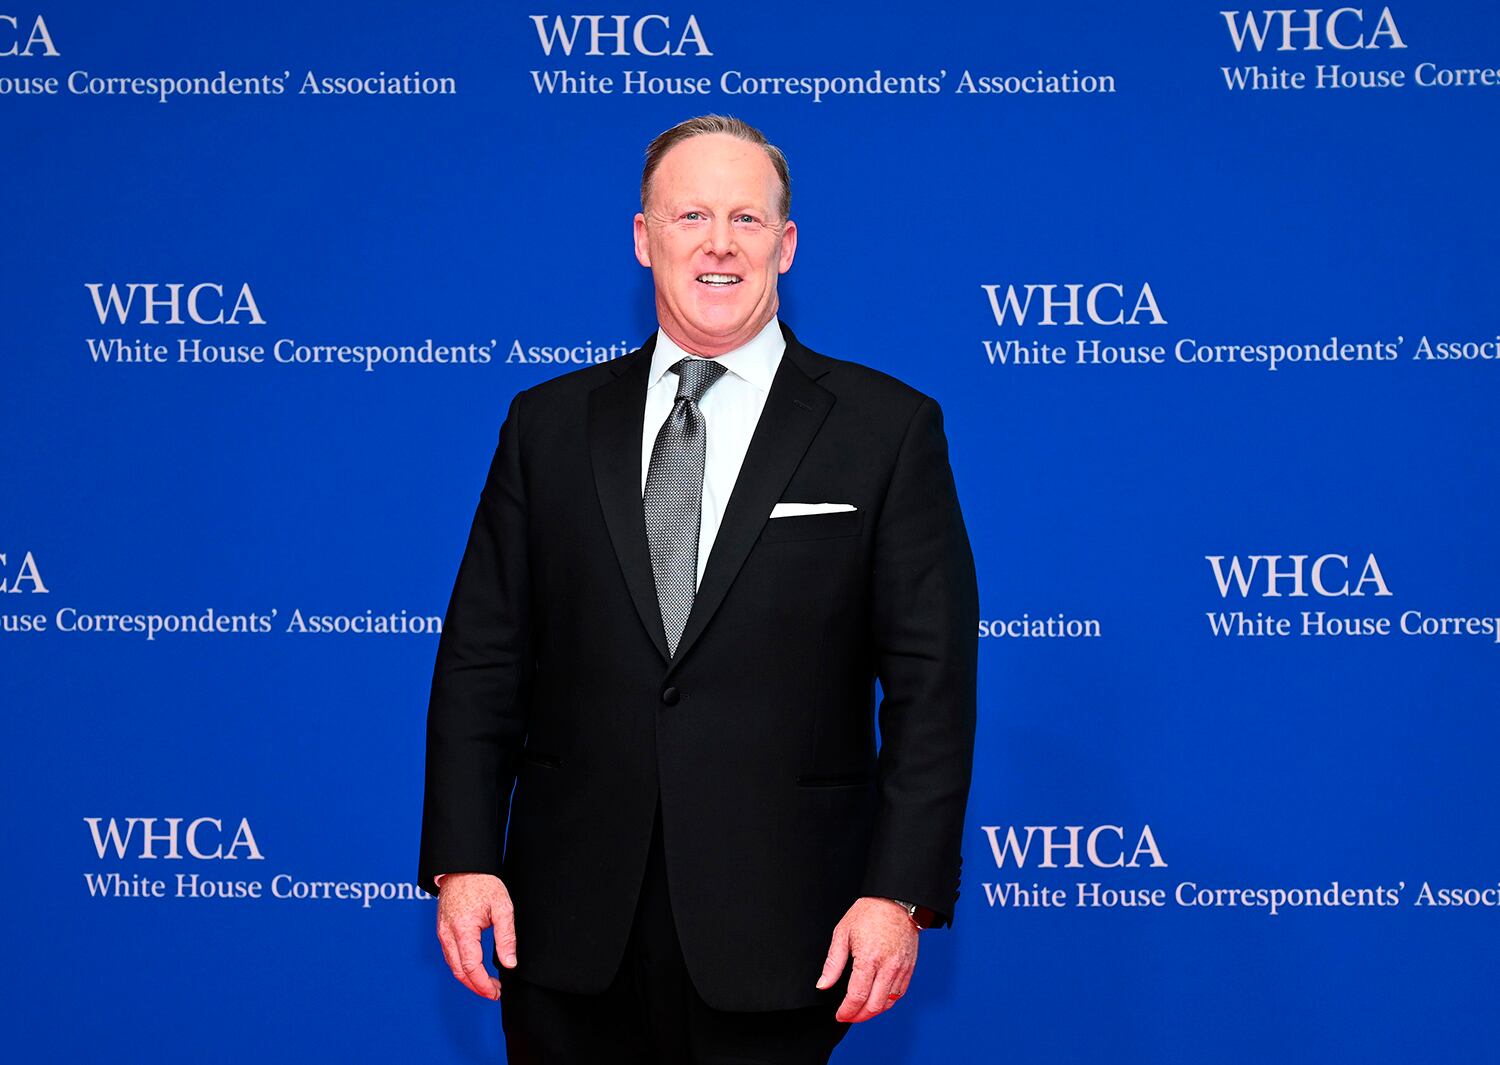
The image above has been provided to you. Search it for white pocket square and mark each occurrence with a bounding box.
[769,502,857,518]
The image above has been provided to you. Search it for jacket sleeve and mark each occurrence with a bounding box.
[859,395,979,928]
[416,389,534,898]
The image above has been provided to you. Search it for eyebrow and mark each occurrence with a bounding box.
[666,203,768,215]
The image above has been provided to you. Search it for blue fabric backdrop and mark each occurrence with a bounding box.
[4,3,1497,1061]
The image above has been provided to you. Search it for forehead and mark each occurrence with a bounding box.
[650,133,778,208]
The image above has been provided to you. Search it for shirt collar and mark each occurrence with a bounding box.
[647,316,785,394]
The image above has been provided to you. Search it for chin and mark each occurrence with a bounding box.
[684,311,751,340]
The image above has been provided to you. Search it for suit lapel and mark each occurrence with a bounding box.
[667,326,834,675]
[589,323,836,674]
[589,334,672,664]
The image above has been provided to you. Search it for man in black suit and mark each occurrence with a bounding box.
[418,114,978,1063]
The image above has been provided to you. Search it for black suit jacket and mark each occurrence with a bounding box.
[418,321,978,1011]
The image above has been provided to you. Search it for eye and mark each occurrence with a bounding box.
[683,211,704,221]
[735,214,757,224]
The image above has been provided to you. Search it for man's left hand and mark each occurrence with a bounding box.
[816,896,919,1022]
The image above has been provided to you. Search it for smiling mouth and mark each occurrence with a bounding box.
[696,273,742,286]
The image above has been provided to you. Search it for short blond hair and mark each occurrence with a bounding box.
[641,114,791,221]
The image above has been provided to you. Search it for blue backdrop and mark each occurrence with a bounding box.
[4,2,1498,1061]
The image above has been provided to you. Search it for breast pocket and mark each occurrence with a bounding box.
[758,509,864,544]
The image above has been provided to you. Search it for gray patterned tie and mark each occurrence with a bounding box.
[644,356,729,657]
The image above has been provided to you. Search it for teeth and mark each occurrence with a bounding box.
[697,274,740,284]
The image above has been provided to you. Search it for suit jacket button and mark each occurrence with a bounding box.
[660,686,680,706]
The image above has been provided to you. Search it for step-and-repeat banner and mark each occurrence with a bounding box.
[4,3,1497,1061]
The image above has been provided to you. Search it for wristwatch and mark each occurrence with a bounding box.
[888,898,935,930]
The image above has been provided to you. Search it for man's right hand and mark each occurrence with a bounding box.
[435,872,518,1000]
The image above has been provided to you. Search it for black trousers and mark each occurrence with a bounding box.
[500,799,852,1064]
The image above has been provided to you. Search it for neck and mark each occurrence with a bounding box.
[659,314,777,359]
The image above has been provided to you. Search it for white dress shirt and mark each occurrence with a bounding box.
[433,316,784,890]
[640,316,785,588]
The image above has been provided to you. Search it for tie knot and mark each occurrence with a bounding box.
[671,357,728,405]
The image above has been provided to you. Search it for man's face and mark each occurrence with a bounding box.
[634,133,797,357]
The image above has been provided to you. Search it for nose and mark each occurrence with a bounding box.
[702,216,736,257]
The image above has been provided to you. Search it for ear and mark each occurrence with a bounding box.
[777,218,797,274]
[633,213,651,268]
